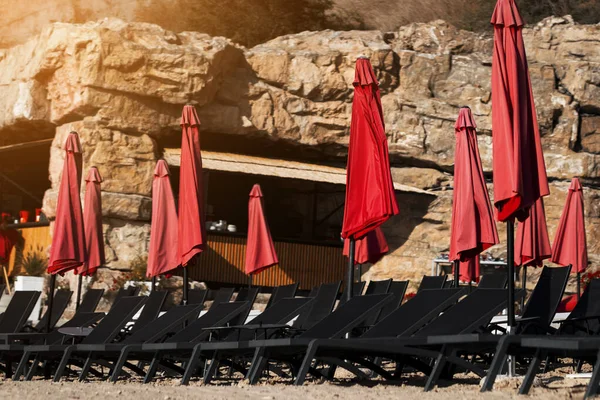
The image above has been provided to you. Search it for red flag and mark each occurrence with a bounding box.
[491,0,549,222]
[551,178,588,273]
[148,161,179,278]
[515,197,551,267]
[341,58,399,240]
[178,105,207,266]
[245,184,278,275]
[49,132,86,275]
[78,167,105,276]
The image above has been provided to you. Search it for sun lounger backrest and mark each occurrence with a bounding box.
[0,291,41,333]
[563,279,600,334]
[417,276,447,292]
[167,301,249,343]
[375,280,409,322]
[34,289,73,331]
[228,287,260,326]
[0,284,5,299]
[338,281,367,306]
[363,288,464,339]
[415,288,508,336]
[478,273,508,289]
[128,290,168,335]
[207,287,235,310]
[77,289,104,314]
[187,289,208,306]
[124,304,202,344]
[109,287,140,311]
[362,279,394,326]
[82,296,147,344]
[519,265,571,333]
[293,281,341,329]
[266,283,299,309]
[298,294,392,340]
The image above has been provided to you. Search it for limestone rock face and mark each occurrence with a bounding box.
[0,16,598,279]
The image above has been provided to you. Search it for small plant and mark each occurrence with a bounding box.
[16,245,48,276]
[581,269,600,290]
[403,292,416,303]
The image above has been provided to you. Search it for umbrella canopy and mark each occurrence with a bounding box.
[48,132,86,275]
[450,108,499,270]
[147,160,179,278]
[343,227,388,265]
[178,105,207,266]
[551,178,588,273]
[491,0,549,222]
[459,256,481,283]
[78,167,105,276]
[341,58,399,240]
[245,184,278,275]
[515,197,551,267]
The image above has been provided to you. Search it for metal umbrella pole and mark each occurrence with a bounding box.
[76,274,83,310]
[346,237,355,302]
[151,276,157,292]
[454,260,460,288]
[182,266,189,305]
[506,220,516,376]
[520,264,527,312]
[45,274,56,333]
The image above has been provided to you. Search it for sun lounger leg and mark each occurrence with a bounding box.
[424,345,449,392]
[25,354,41,381]
[584,349,600,399]
[13,351,31,381]
[78,355,94,382]
[247,347,267,385]
[53,346,75,382]
[519,349,543,395]
[202,352,220,385]
[294,342,318,386]
[110,347,133,383]
[181,345,204,385]
[143,353,160,384]
[481,336,509,392]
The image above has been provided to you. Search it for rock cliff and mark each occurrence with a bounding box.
[0,16,598,289]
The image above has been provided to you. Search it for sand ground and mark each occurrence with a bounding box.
[0,373,589,399]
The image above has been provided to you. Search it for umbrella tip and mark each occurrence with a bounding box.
[356,55,369,60]
[461,105,471,109]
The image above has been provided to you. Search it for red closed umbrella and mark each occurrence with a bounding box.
[449,108,499,284]
[49,132,86,275]
[491,0,549,223]
[178,105,207,303]
[515,197,551,268]
[343,227,388,265]
[341,57,399,299]
[551,178,588,297]
[79,167,105,277]
[490,0,550,329]
[245,184,278,276]
[148,160,179,279]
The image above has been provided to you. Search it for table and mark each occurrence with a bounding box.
[58,327,93,337]
[431,258,508,278]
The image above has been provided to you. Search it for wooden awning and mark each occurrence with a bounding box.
[163,148,433,195]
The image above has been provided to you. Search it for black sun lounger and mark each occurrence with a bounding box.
[0,291,41,334]
[13,296,147,381]
[291,288,512,387]
[477,273,508,289]
[76,289,104,314]
[292,281,341,330]
[29,290,73,332]
[417,276,447,292]
[0,312,104,379]
[109,287,140,311]
[187,289,208,306]
[54,304,203,382]
[265,284,298,309]
[138,297,315,384]
[107,301,250,383]
[207,288,235,310]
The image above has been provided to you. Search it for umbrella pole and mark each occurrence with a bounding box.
[76,274,83,311]
[521,265,527,313]
[577,271,581,300]
[506,220,515,329]
[357,264,362,282]
[151,276,157,292]
[182,267,189,305]
[346,237,355,302]
[46,274,56,333]
[453,260,460,288]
